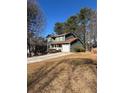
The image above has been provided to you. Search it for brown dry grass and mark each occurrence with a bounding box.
[27,52,97,93]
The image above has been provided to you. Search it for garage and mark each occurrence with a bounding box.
[62,44,70,52]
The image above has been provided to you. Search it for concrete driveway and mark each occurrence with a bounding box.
[27,52,73,64]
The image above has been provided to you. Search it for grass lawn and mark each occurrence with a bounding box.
[27,52,97,93]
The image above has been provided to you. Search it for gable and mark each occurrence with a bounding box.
[65,33,75,40]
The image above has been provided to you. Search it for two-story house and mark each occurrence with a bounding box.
[47,33,83,52]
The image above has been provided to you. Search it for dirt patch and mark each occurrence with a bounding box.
[27,52,97,93]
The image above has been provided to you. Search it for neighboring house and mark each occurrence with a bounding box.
[47,33,83,52]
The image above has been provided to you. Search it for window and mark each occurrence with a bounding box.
[60,37,63,41]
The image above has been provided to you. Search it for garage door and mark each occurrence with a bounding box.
[62,44,70,52]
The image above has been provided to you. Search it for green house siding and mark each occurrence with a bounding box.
[48,36,65,42]
[70,40,83,52]
[55,36,65,41]
[47,37,52,42]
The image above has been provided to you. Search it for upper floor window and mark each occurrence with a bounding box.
[60,37,64,41]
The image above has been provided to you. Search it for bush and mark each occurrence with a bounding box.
[80,48,85,52]
[74,47,85,52]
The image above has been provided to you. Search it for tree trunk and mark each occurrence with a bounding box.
[82,24,86,51]
[27,43,31,57]
[27,38,32,57]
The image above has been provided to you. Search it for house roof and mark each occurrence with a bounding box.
[48,33,70,38]
[51,38,78,45]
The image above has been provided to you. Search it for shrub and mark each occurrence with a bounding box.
[74,47,85,52]
[80,48,86,52]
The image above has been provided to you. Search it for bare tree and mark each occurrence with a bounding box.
[88,11,97,48]
[27,0,45,57]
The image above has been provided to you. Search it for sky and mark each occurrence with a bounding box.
[37,0,97,37]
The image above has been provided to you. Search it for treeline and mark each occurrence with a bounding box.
[27,0,47,57]
[27,32,47,57]
[54,8,97,50]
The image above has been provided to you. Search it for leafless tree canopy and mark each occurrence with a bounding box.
[27,0,45,34]
[27,0,46,57]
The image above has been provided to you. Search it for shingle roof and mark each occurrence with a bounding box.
[51,38,77,45]
[50,33,70,38]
